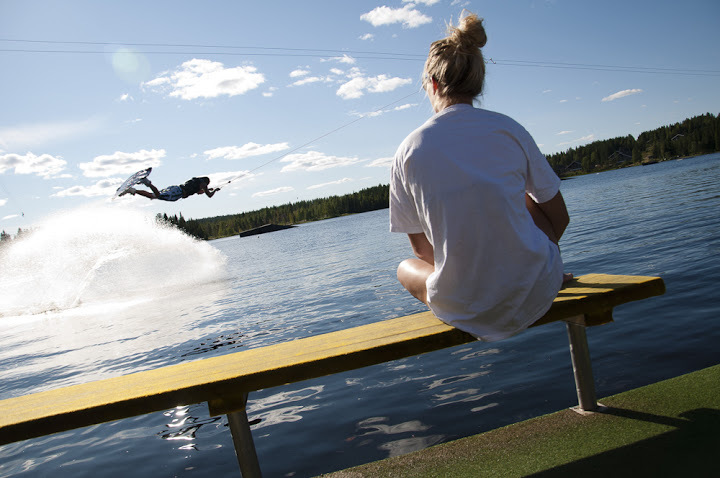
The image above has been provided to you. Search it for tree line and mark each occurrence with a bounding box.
[0,228,29,247]
[159,184,390,240]
[546,112,720,176]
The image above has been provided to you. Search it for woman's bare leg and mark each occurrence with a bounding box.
[397,258,434,305]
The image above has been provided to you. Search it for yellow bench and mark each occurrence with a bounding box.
[0,273,665,477]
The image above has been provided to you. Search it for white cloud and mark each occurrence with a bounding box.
[79,149,166,178]
[287,64,409,99]
[119,93,133,102]
[350,103,418,118]
[307,178,353,190]
[263,87,278,97]
[556,130,574,135]
[291,76,326,86]
[404,0,440,4]
[0,152,67,179]
[290,69,310,78]
[361,5,432,28]
[601,89,643,102]
[366,157,393,168]
[557,134,596,148]
[143,59,265,100]
[0,118,103,150]
[204,142,289,160]
[143,76,170,88]
[0,198,7,207]
[280,151,361,172]
[252,186,294,198]
[2,214,19,220]
[337,74,412,99]
[359,33,374,41]
[353,110,384,118]
[52,178,122,198]
[321,54,356,65]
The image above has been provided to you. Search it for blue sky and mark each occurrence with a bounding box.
[1,0,719,231]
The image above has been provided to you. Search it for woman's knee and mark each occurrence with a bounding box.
[397,258,432,305]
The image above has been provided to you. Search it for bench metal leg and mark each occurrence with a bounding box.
[565,322,598,412]
[226,393,262,478]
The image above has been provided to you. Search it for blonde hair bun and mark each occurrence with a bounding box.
[448,12,487,51]
[425,10,487,100]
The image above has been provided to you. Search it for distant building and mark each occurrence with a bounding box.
[564,161,583,172]
[609,151,632,164]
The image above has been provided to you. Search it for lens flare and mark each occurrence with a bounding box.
[112,48,151,84]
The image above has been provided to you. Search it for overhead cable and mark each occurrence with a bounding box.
[1,38,718,76]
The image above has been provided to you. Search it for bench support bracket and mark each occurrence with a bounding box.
[226,393,262,478]
[565,320,598,411]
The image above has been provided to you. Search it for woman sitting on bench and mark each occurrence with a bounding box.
[390,11,571,342]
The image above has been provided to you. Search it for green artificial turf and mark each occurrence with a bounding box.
[320,364,720,478]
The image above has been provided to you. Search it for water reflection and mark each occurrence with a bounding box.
[249,405,322,430]
[452,346,501,361]
[158,406,223,443]
[345,372,437,391]
[356,417,431,436]
[181,331,245,358]
[378,435,446,457]
[0,278,235,399]
[424,370,491,391]
[246,386,325,430]
[432,389,500,406]
[344,358,437,391]
[353,417,445,458]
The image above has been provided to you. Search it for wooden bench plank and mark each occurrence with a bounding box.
[0,273,665,446]
[532,273,665,326]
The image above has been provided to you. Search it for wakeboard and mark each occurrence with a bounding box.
[115,168,152,198]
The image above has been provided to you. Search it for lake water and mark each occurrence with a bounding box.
[1,153,719,477]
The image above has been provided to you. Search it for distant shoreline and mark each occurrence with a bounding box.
[559,152,708,179]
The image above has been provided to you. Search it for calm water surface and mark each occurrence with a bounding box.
[0,154,719,477]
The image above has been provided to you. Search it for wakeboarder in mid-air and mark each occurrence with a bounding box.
[116,168,218,201]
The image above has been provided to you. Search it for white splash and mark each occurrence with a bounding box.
[0,205,226,317]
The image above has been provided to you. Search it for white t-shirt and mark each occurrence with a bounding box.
[390,104,564,342]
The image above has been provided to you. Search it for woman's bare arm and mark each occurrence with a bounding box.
[526,191,569,244]
[408,232,434,265]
